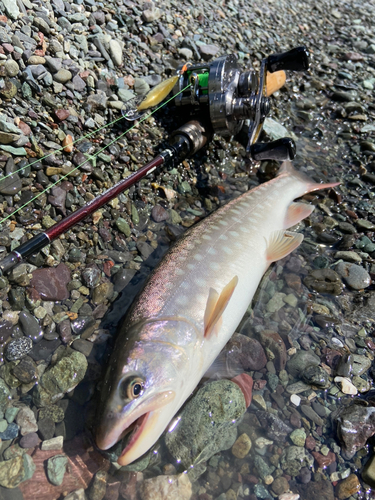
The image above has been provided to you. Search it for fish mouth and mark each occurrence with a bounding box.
[118,412,149,459]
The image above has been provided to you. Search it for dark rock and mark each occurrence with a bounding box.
[257,411,293,441]
[151,204,169,222]
[136,241,154,260]
[11,356,37,384]
[81,264,101,288]
[0,422,19,440]
[287,350,320,378]
[294,479,334,500]
[72,339,93,357]
[30,263,71,301]
[28,339,61,362]
[18,311,43,343]
[57,320,72,344]
[19,432,39,449]
[225,333,267,371]
[302,365,329,388]
[303,268,343,295]
[335,404,375,459]
[254,330,286,371]
[113,268,136,293]
[0,320,13,343]
[37,417,55,440]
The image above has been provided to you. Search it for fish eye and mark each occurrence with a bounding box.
[120,376,144,400]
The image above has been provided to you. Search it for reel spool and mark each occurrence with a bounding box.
[173,46,309,161]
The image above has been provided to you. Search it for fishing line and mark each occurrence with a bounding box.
[0,84,191,226]
[0,114,126,183]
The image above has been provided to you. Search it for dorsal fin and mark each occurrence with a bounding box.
[204,276,238,339]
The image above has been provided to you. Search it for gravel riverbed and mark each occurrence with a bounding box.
[0,0,373,499]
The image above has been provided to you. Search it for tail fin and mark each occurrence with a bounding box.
[278,161,340,194]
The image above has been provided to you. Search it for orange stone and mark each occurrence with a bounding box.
[336,474,361,499]
[18,121,32,136]
[62,134,73,153]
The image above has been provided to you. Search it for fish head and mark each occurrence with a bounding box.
[96,318,197,465]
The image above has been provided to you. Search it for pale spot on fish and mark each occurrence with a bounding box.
[231,209,241,215]
[176,295,189,305]
[176,269,185,276]
[220,234,228,241]
[229,231,239,237]
[219,220,228,226]
[193,253,203,261]
[195,277,207,286]
[209,261,220,271]
[208,247,217,255]
[223,246,233,255]
[187,263,195,270]
[202,234,212,241]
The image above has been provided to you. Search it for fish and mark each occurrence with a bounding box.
[95,161,339,466]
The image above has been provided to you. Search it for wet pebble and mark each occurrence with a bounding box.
[16,407,38,436]
[0,422,19,440]
[231,433,252,458]
[18,311,43,343]
[335,261,371,289]
[226,333,267,371]
[140,474,192,500]
[336,474,361,499]
[303,269,343,295]
[19,432,39,449]
[30,263,71,301]
[6,337,33,362]
[302,365,329,388]
[46,454,68,486]
[335,404,375,459]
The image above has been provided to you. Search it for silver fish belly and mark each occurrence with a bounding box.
[96,161,339,465]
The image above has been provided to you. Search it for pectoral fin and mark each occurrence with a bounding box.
[284,202,314,228]
[204,276,238,339]
[266,230,303,263]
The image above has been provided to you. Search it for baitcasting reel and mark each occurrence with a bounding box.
[172,46,309,162]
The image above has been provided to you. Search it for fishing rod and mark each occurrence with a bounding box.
[0,46,309,275]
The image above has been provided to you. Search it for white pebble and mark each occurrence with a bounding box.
[330,471,340,482]
[255,437,273,449]
[279,494,300,500]
[334,376,358,395]
[290,394,301,406]
[41,436,64,451]
[331,338,344,347]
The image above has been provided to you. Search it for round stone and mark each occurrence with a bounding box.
[4,60,19,77]
[335,262,371,290]
[53,69,72,84]
[6,337,33,361]
[231,433,252,458]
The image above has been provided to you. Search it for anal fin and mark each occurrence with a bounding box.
[266,230,303,263]
[204,276,238,339]
[284,202,314,229]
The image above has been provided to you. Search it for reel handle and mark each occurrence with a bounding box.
[267,46,310,73]
[250,138,296,161]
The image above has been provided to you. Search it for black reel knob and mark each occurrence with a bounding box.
[250,138,296,161]
[267,46,310,73]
